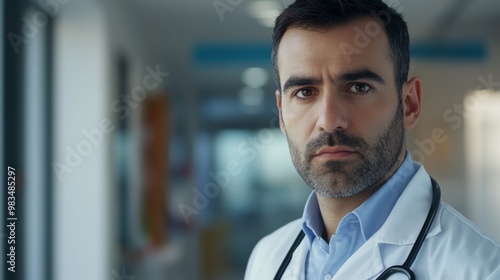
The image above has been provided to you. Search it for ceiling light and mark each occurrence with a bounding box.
[242,67,269,88]
[247,1,281,27]
[239,87,264,106]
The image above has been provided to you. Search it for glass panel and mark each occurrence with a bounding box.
[213,128,309,278]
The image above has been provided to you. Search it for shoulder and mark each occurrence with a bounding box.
[418,202,500,278]
[439,202,499,248]
[244,218,303,280]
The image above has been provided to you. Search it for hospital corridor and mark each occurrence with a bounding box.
[2,0,500,279]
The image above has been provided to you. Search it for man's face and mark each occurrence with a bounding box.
[276,18,407,198]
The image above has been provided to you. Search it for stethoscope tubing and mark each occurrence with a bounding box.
[274,176,441,280]
[273,230,305,280]
[375,177,441,280]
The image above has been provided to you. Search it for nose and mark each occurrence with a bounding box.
[316,90,348,133]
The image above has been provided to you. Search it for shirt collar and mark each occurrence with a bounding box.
[301,150,419,244]
[302,191,323,244]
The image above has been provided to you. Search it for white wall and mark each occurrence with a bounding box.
[52,1,115,279]
[24,7,48,280]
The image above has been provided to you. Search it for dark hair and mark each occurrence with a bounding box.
[272,0,410,95]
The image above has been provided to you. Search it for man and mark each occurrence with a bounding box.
[244,0,500,279]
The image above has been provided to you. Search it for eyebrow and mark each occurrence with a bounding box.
[282,76,322,94]
[337,69,386,84]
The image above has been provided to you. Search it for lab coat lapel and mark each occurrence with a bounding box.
[375,165,441,243]
[281,238,309,280]
[332,165,442,279]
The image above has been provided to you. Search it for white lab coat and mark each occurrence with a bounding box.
[244,165,500,279]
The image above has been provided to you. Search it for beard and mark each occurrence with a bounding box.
[285,102,405,198]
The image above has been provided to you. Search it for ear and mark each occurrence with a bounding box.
[402,77,422,130]
[275,89,286,134]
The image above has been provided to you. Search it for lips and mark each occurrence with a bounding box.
[314,146,357,159]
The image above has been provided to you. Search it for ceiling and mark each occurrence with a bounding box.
[104,0,500,126]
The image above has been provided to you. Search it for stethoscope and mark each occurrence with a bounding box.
[274,177,441,280]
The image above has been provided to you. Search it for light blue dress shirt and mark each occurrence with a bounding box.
[302,151,419,280]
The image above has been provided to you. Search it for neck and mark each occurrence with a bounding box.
[317,149,406,242]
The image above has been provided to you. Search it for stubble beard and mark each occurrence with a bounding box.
[285,103,405,198]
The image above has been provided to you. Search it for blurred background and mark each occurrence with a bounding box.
[2,0,500,279]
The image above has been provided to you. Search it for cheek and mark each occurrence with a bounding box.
[282,99,319,125]
[282,109,315,147]
[353,102,398,141]
[281,100,306,121]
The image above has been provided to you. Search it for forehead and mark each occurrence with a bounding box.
[276,18,393,83]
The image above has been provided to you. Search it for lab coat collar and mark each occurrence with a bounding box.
[332,164,443,280]
[374,164,442,244]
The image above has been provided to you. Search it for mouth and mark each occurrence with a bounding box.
[314,146,358,160]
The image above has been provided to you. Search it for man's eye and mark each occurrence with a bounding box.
[294,88,314,98]
[348,83,372,94]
